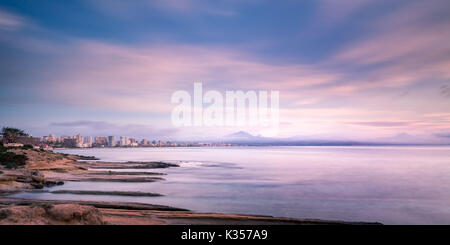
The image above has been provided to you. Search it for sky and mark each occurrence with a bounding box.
[0,0,450,143]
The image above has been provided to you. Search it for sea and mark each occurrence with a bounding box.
[12,146,450,224]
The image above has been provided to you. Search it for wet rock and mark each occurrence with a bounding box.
[86,161,179,169]
[88,171,165,176]
[30,182,44,189]
[72,177,164,182]
[125,161,180,168]
[71,155,99,161]
[44,180,56,186]
[51,190,163,197]
[0,208,11,219]
[11,170,64,189]
[0,175,17,182]
[48,204,104,224]
[0,198,188,211]
[31,175,45,183]
[0,204,105,225]
[14,176,31,183]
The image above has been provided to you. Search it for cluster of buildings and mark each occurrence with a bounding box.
[42,134,145,148]
[1,133,236,149]
[40,134,231,149]
[0,135,41,148]
[43,134,95,148]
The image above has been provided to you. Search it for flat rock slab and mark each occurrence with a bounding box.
[88,171,166,176]
[99,209,383,225]
[78,161,179,170]
[50,190,163,197]
[65,176,164,182]
[0,197,187,211]
[0,203,105,225]
[0,197,382,225]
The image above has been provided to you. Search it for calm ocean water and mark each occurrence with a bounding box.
[13,146,450,224]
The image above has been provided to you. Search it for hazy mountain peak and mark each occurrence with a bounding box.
[226,131,255,138]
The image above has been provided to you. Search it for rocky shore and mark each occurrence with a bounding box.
[0,148,382,225]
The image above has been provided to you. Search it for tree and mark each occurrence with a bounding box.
[1,127,29,144]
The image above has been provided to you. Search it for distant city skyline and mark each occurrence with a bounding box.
[36,132,239,148]
[1,1,450,144]
[30,129,450,147]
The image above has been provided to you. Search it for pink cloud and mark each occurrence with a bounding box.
[43,40,344,114]
[316,0,372,25]
[34,37,449,139]
[328,0,450,91]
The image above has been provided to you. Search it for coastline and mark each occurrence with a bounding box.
[0,148,381,225]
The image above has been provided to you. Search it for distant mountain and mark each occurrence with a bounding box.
[222,131,361,145]
[219,131,443,146]
[226,131,255,138]
[374,133,450,145]
[222,131,265,143]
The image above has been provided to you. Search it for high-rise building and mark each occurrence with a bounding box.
[83,136,93,147]
[75,134,83,147]
[94,136,107,146]
[141,139,148,146]
[44,134,57,143]
[63,138,76,148]
[120,136,130,146]
[108,136,115,147]
[129,138,138,147]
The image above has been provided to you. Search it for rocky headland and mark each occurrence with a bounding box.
[0,147,381,225]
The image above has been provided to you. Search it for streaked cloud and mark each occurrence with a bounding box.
[6,40,342,113]
[435,133,450,138]
[85,0,241,18]
[349,121,414,127]
[0,0,450,142]
[0,9,25,30]
[440,85,450,98]
[50,120,179,139]
[151,0,239,16]
[317,0,372,25]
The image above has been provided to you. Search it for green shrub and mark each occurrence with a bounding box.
[0,152,27,166]
[1,162,18,169]
[30,203,53,211]
[0,170,3,174]
[22,144,33,149]
[12,154,27,165]
[41,203,54,211]
[0,209,11,220]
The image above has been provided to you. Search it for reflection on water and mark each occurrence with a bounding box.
[12,146,450,224]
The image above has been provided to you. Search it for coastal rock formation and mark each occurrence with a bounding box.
[1,147,383,225]
[50,190,163,197]
[1,149,177,191]
[6,170,63,189]
[0,149,89,190]
[83,161,179,169]
[0,204,105,225]
[0,197,382,225]
[7,148,82,171]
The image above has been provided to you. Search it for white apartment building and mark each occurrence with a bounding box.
[120,136,130,146]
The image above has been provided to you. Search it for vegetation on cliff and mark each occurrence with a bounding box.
[1,127,29,144]
[0,146,28,169]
